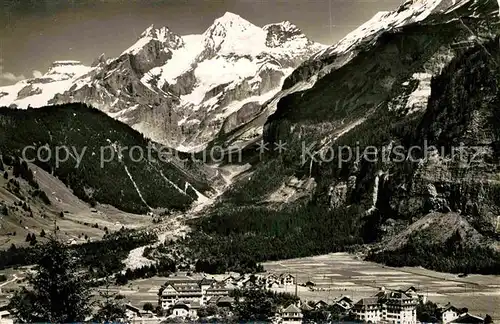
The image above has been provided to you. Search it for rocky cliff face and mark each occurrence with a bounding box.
[389,41,500,237]
[0,13,325,151]
[263,0,500,246]
[197,0,500,268]
[283,0,498,91]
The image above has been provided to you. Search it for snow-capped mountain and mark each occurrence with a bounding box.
[202,0,498,151]
[206,0,499,151]
[284,0,499,91]
[0,12,325,151]
[0,61,92,108]
[189,0,500,276]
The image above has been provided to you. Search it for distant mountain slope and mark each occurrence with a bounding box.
[283,0,498,91]
[0,103,212,214]
[0,13,325,151]
[0,61,92,108]
[0,157,151,249]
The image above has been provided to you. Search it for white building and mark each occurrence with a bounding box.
[158,275,204,310]
[441,305,461,323]
[170,302,190,318]
[264,273,280,288]
[159,282,203,309]
[0,310,13,324]
[280,273,296,287]
[353,290,417,324]
[158,273,235,317]
[353,297,382,323]
[383,291,417,324]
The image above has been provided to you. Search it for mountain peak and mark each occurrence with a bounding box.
[263,21,308,47]
[201,12,262,55]
[216,12,248,24]
[123,24,184,55]
[207,12,256,35]
[141,23,156,37]
[139,24,179,42]
[264,20,298,30]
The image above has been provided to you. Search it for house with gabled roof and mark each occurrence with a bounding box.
[209,295,235,310]
[241,277,261,289]
[332,295,354,314]
[450,313,484,323]
[264,273,280,288]
[281,304,303,324]
[222,274,240,286]
[170,302,190,318]
[440,304,461,323]
[397,286,426,304]
[280,273,296,287]
[300,302,314,312]
[168,300,201,319]
[314,300,329,310]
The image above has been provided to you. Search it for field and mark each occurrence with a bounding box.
[263,253,500,320]
[1,252,499,321]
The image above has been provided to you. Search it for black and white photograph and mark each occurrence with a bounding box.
[0,0,499,323]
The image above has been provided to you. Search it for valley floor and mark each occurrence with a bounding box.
[263,253,500,321]
[2,252,498,321]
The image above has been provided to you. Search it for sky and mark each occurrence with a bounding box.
[0,0,402,86]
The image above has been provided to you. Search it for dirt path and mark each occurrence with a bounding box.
[0,274,20,288]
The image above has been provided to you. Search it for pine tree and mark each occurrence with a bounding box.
[12,158,21,178]
[9,237,91,322]
[29,234,37,246]
[93,281,126,322]
[233,288,276,322]
[40,229,46,238]
[143,302,154,312]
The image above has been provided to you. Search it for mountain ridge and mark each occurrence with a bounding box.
[0,12,326,152]
[0,103,214,214]
[165,0,500,275]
